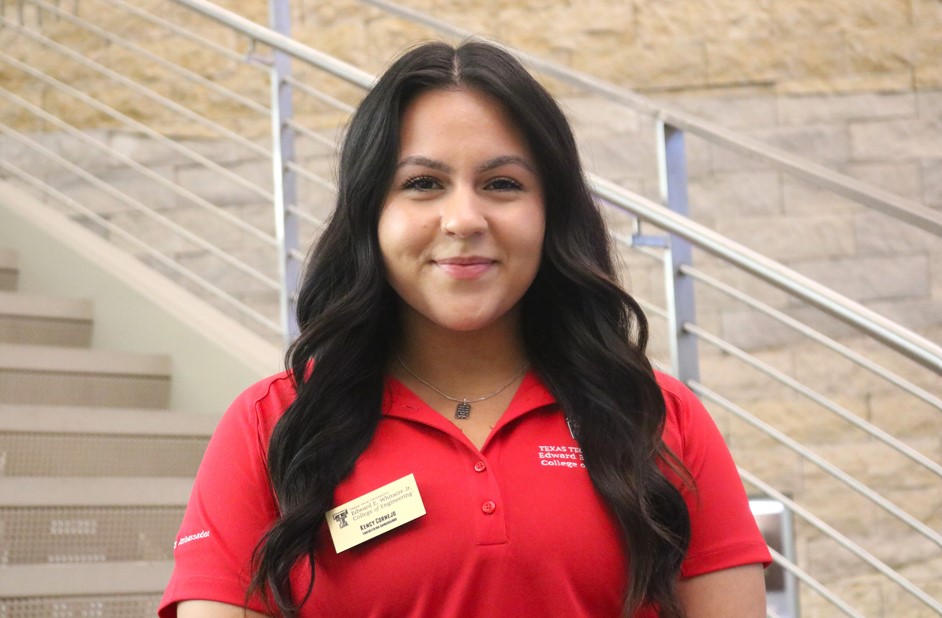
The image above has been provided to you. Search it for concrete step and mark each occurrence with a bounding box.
[0,477,190,565]
[0,343,171,407]
[0,249,16,291]
[0,404,215,477]
[0,290,93,347]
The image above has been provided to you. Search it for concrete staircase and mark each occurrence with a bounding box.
[0,248,215,615]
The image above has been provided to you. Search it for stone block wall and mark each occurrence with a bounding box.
[559,82,941,615]
[283,0,942,94]
[1,0,940,615]
[560,85,942,349]
[4,0,941,128]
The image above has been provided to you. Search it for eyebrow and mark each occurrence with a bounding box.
[396,156,452,173]
[477,155,536,174]
[395,155,537,175]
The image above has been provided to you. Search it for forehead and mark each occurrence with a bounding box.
[397,87,532,160]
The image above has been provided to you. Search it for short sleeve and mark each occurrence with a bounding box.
[158,374,293,617]
[657,373,772,578]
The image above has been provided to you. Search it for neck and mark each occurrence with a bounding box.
[392,308,528,396]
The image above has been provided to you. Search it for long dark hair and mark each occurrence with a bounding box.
[249,39,691,617]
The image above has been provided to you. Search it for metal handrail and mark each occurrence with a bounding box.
[287,120,339,151]
[0,159,282,334]
[633,298,668,322]
[167,0,374,90]
[285,204,325,228]
[6,20,272,164]
[609,235,670,320]
[359,0,942,239]
[767,548,863,618]
[4,0,938,613]
[285,74,357,114]
[9,0,936,438]
[0,43,273,205]
[0,87,277,249]
[286,160,337,193]
[96,0,267,71]
[0,123,279,291]
[681,265,942,412]
[29,0,270,116]
[686,322,942,478]
[687,357,942,549]
[158,0,942,375]
[590,175,942,374]
[736,464,942,614]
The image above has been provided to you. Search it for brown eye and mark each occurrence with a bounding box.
[403,176,441,191]
[487,177,524,192]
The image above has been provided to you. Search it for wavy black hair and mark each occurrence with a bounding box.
[249,39,691,617]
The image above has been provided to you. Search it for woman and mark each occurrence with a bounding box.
[160,40,770,617]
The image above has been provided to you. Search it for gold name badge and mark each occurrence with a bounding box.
[325,473,426,553]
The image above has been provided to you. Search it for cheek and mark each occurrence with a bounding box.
[377,209,404,263]
[378,210,428,281]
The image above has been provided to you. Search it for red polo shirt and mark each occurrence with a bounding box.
[159,370,770,617]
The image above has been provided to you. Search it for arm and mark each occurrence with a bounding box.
[655,374,772,617]
[677,563,767,618]
[177,601,269,618]
[159,375,294,616]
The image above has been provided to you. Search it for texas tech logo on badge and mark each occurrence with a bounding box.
[332,509,350,528]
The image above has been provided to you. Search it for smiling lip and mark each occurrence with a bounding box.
[434,256,496,279]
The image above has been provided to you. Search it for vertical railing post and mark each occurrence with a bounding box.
[657,120,700,383]
[269,0,299,347]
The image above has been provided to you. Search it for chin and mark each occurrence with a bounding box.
[436,317,498,333]
[401,298,523,336]
[435,308,519,334]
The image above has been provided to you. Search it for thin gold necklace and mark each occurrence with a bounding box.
[395,354,528,420]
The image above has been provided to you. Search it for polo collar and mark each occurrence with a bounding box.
[382,370,558,434]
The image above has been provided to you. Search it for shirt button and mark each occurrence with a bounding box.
[473,461,487,473]
[481,500,497,514]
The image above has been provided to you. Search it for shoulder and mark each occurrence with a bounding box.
[233,370,298,416]
[213,370,298,451]
[653,370,688,403]
[653,370,717,458]
[654,370,703,423]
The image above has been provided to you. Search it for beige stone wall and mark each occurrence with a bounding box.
[3,0,941,131]
[1,1,940,616]
[285,0,942,95]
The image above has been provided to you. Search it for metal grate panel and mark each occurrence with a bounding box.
[0,595,161,617]
[0,433,208,477]
[0,316,92,347]
[0,372,170,408]
[0,270,16,292]
[0,506,183,564]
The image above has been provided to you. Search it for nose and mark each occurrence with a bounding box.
[441,186,487,238]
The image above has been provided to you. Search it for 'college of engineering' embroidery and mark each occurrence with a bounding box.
[537,445,585,469]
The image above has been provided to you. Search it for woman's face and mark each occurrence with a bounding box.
[378,87,545,335]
